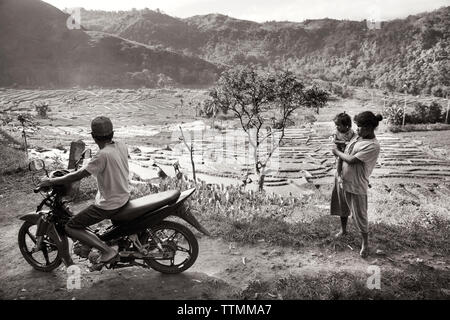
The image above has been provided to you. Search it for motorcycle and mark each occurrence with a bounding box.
[18,149,209,274]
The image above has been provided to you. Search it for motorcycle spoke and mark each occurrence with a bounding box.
[26,230,37,244]
[168,231,180,242]
[42,247,51,265]
[176,245,190,253]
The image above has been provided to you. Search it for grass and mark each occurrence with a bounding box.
[237,263,450,299]
[387,123,450,133]
[0,143,28,175]
[197,208,450,256]
[192,180,450,256]
[74,176,450,257]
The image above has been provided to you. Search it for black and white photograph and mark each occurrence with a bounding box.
[0,0,449,304]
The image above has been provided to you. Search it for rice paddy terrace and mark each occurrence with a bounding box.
[1,88,450,188]
[139,122,450,187]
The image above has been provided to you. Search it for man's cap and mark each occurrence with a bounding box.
[91,116,113,136]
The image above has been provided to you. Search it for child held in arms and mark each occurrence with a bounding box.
[331,112,356,175]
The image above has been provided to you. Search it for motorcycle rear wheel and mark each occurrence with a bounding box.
[144,221,199,274]
[18,221,62,272]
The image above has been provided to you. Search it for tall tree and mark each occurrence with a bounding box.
[208,66,329,191]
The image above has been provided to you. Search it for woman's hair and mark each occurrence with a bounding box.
[333,112,352,127]
[354,111,383,128]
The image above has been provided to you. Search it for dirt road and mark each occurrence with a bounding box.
[1,179,448,300]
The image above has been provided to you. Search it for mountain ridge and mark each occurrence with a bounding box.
[79,6,449,96]
[0,0,220,88]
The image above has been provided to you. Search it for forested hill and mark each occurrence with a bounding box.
[0,0,219,88]
[80,7,449,96]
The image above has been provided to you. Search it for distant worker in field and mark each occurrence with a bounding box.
[330,111,382,258]
[38,116,130,265]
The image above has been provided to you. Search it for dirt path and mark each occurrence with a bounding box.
[1,213,448,300]
[1,170,449,300]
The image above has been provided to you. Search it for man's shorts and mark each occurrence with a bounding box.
[66,204,126,229]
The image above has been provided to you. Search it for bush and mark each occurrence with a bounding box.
[383,102,404,125]
[0,144,27,174]
[33,102,50,118]
[387,123,450,133]
[410,102,428,124]
[330,84,353,99]
[408,101,444,124]
[428,102,443,123]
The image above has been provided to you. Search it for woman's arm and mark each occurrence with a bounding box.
[332,146,362,165]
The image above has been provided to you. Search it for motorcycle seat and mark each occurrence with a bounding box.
[111,190,181,222]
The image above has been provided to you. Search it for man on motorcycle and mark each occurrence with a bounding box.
[38,116,130,264]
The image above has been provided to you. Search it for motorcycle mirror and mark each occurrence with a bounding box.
[74,148,92,170]
[28,159,45,172]
[83,148,92,159]
[77,148,92,163]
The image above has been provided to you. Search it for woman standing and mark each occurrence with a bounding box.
[331,111,383,258]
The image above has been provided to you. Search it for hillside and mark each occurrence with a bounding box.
[79,7,449,96]
[0,0,219,88]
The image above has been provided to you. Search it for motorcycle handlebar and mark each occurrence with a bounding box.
[34,186,51,193]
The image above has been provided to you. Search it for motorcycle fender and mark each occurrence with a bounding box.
[19,213,40,225]
[175,188,196,204]
[179,209,210,236]
[46,224,73,267]
[20,212,51,236]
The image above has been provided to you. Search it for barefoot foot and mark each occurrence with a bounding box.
[335,231,348,238]
[360,247,369,258]
[99,248,118,264]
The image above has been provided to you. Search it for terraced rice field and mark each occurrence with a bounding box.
[129,122,450,187]
[1,88,450,189]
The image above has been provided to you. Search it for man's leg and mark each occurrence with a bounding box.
[65,205,117,263]
[65,227,117,263]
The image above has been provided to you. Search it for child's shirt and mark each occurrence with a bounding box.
[334,128,356,143]
[332,128,356,177]
[333,129,356,151]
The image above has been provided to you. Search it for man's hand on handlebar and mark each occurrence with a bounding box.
[38,178,55,188]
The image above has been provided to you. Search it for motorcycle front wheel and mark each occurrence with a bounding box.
[18,221,62,272]
[143,221,199,274]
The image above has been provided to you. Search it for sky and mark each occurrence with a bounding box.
[42,0,449,22]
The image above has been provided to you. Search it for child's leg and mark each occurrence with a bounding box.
[331,175,350,237]
[336,157,343,176]
[335,217,348,237]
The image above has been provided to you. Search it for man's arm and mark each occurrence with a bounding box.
[332,146,362,165]
[39,169,91,188]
